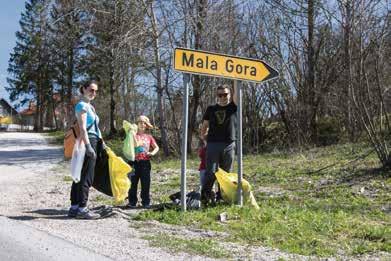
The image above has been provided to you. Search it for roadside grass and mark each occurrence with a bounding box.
[49,161,69,175]
[133,142,391,257]
[63,175,73,182]
[45,131,64,145]
[92,194,116,206]
[54,134,389,258]
[142,233,232,259]
[105,138,124,158]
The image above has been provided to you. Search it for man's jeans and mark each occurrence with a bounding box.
[202,142,235,197]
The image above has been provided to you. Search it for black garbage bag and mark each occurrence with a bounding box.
[169,191,201,210]
[93,148,113,196]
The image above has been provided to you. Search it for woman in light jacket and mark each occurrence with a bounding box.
[68,80,103,219]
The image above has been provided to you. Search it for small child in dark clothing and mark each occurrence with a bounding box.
[198,139,207,192]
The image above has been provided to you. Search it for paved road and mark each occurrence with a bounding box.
[0,216,112,261]
[0,132,111,261]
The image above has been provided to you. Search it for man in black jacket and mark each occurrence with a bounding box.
[200,83,237,205]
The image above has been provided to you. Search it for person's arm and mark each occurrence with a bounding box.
[198,146,206,158]
[148,138,159,156]
[200,106,211,141]
[200,120,209,141]
[77,110,96,158]
[198,147,203,158]
[133,132,140,146]
[77,111,90,146]
[232,82,238,106]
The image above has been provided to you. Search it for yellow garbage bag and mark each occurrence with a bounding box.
[215,168,259,209]
[107,148,132,203]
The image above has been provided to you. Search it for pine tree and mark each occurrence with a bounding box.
[83,0,135,135]
[7,0,52,131]
[49,0,86,128]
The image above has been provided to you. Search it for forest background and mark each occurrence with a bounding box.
[6,0,391,167]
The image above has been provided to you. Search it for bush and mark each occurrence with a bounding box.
[317,117,341,146]
[263,121,289,151]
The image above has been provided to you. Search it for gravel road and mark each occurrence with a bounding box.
[0,132,214,261]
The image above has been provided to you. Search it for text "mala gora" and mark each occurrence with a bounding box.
[182,53,256,76]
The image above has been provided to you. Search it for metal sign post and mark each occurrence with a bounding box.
[180,73,190,211]
[173,47,279,211]
[235,80,243,206]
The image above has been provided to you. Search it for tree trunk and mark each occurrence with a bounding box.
[51,96,58,130]
[153,39,169,156]
[343,1,355,141]
[307,0,317,143]
[188,0,206,154]
[34,91,40,132]
[109,65,117,135]
[66,47,74,128]
[149,2,170,156]
[123,64,129,120]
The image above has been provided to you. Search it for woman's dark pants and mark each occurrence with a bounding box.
[70,137,101,208]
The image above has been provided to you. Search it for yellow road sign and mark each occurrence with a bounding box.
[173,48,278,83]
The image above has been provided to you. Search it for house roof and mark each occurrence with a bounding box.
[0,99,18,116]
[19,108,35,115]
[19,101,36,116]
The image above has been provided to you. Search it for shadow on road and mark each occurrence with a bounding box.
[7,209,70,221]
[0,139,50,148]
[0,148,63,165]
[6,206,121,221]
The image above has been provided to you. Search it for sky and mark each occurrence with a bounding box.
[0,0,26,109]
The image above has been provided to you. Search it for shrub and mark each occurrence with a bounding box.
[317,117,341,146]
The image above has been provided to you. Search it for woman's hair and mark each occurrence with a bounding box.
[79,80,98,94]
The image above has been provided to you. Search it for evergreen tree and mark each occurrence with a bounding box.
[49,0,86,128]
[7,0,52,131]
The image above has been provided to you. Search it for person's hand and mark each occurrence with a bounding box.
[102,141,107,150]
[147,152,154,157]
[85,143,96,158]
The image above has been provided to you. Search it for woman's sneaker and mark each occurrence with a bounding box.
[67,207,78,218]
[76,209,99,220]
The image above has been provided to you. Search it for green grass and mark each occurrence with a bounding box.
[105,137,124,158]
[63,175,73,182]
[131,142,391,258]
[92,194,116,206]
[45,131,65,145]
[50,161,69,175]
[47,134,389,258]
[142,233,232,259]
